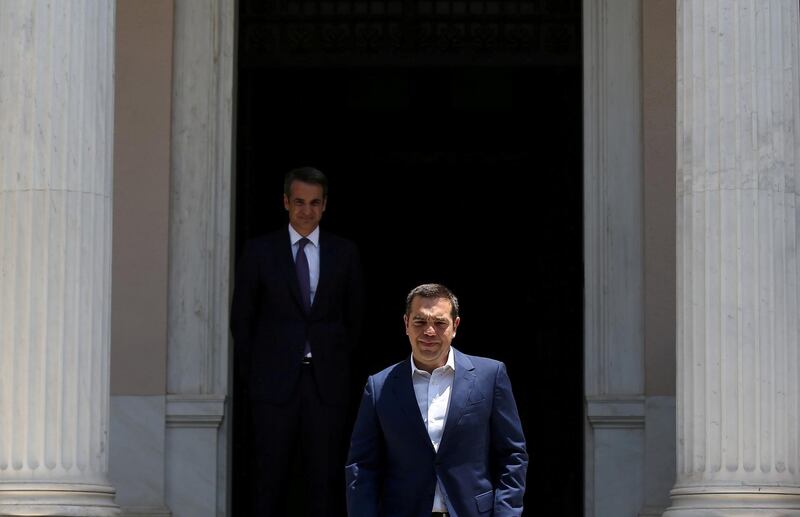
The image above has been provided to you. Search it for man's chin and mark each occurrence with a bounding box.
[416,349,441,362]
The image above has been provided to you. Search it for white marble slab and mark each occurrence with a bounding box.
[109,396,170,515]
[166,427,219,517]
[640,396,676,516]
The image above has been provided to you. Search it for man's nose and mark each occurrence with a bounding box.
[424,325,436,335]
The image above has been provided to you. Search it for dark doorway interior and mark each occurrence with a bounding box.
[235,2,583,515]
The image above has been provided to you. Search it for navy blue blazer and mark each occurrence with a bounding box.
[230,227,363,405]
[346,349,528,517]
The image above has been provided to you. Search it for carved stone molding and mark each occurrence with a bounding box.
[239,0,579,65]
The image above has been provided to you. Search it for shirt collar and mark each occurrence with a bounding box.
[288,224,320,248]
[411,347,455,376]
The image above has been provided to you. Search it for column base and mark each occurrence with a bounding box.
[0,482,120,516]
[663,485,800,516]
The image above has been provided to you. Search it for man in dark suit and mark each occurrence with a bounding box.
[231,167,363,516]
[345,283,527,517]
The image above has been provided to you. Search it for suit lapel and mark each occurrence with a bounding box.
[280,229,306,312]
[312,231,333,313]
[439,349,476,449]
[389,360,436,454]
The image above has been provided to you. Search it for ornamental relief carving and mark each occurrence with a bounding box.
[240,0,578,65]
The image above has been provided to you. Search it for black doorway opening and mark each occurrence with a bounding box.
[235,3,583,515]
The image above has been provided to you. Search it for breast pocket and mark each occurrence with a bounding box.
[457,397,488,427]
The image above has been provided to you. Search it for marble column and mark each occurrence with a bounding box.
[0,1,119,515]
[666,1,800,515]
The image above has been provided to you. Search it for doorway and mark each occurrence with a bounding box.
[234,2,583,515]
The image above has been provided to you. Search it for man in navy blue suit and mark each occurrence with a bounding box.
[231,167,363,516]
[346,283,527,517]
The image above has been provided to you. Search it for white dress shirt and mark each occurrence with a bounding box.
[288,224,320,303]
[411,347,455,513]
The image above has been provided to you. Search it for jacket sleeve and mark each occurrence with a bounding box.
[345,376,384,517]
[490,362,528,517]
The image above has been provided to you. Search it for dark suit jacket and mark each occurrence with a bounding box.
[345,349,528,517]
[230,227,363,405]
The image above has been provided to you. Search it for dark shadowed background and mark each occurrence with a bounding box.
[234,1,583,514]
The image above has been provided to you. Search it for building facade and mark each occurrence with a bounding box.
[2,1,800,516]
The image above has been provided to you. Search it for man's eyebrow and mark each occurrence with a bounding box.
[411,315,448,322]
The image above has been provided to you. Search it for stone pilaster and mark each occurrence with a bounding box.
[666,1,800,514]
[165,0,234,515]
[0,1,119,515]
[583,0,646,514]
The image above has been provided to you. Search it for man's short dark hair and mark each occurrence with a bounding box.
[405,283,460,320]
[284,167,328,198]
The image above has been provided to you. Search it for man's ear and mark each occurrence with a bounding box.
[283,194,290,210]
[453,316,461,337]
[403,314,409,334]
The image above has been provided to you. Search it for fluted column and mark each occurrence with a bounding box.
[666,1,800,515]
[0,1,119,515]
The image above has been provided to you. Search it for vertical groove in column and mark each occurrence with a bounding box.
[41,0,58,473]
[0,1,7,471]
[686,0,693,478]
[769,0,779,477]
[88,0,99,472]
[710,2,723,479]
[41,0,55,471]
[19,0,39,473]
[751,0,761,475]
[772,0,786,471]
[99,0,110,472]
[100,3,114,472]
[0,0,8,469]
[49,0,64,465]
[59,0,74,471]
[700,0,711,477]
[63,185,76,472]
[719,0,736,474]
[46,193,66,472]
[792,0,800,479]
[75,0,93,473]
[737,0,750,475]
[761,27,772,493]
[781,0,794,475]
[27,0,44,473]
[780,0,794,474]
[676,0,687,477]
[2,2,22,469]
[732,0,744,474]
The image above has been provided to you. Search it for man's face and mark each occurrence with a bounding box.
[284,180,326,236]
[404,296,460,373]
